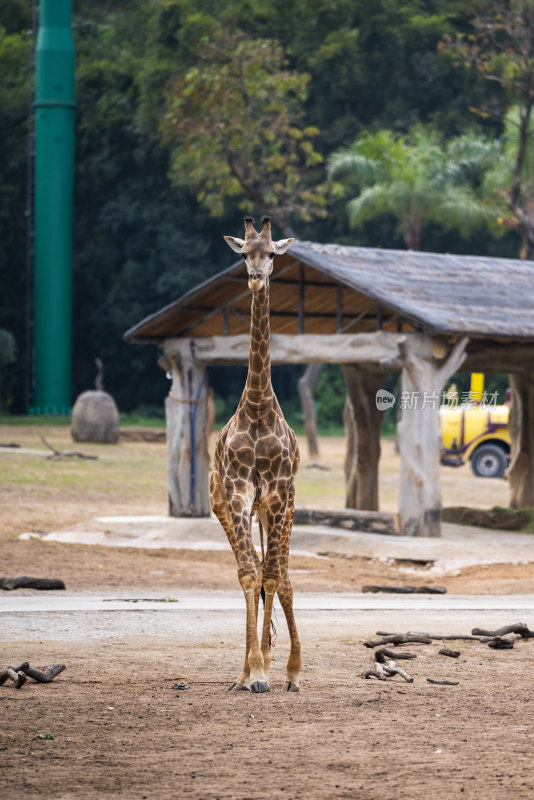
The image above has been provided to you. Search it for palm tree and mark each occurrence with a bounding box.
[328,127,500,250]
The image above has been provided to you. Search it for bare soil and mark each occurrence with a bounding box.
[2,621,534,800]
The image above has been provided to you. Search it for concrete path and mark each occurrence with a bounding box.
[2,590,534,645]
[3,590,534,613]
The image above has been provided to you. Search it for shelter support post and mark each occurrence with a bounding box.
[158,353,211,517]
[298,363,322,458]
[382,336,468,537]
[341,365,383,511]
[508,372,534,508]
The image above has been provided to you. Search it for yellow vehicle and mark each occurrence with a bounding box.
[440,374,511,478]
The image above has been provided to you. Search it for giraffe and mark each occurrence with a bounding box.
[209,215,301,694]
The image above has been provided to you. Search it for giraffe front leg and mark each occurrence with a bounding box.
[241,570,269,694]
[210,480,261,693]
[228,505,267,694]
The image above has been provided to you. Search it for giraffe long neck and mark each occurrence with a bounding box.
[243,280,273,414]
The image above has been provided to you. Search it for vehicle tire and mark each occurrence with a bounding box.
[471,444,508,478]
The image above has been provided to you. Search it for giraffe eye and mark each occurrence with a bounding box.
[269,252,275,259]
[242,253,247,261]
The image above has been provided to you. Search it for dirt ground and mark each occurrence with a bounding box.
[2,425,534,798]
[0,425,529,595]
[2,612,534,800]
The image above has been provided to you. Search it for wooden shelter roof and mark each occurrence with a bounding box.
[124,242,534,344]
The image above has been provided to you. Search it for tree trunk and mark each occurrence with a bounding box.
[159,355,211,517]
[381,336,467,536]
[343,395,357,506]
[403,218,421,251]
[508,372,534,508]
[341,365,383,511]
[298,363,322,458]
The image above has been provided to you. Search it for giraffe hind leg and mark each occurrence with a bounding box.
[277,496,301,692]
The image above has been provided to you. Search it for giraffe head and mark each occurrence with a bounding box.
[224,216,294,291]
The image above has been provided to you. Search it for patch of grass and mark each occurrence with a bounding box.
[0,415,70,426]
[119,413,166,428]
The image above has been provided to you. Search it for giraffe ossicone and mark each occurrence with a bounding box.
[210,215,301,693]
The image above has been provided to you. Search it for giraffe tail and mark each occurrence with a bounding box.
[258,514,265,563]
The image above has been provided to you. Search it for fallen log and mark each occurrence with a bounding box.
[439,648,461,658]
[363,585,416,594]
[9,662,66,682]
[0,442,21,448]
[443,506,532,531]
[0,577,65,591]
[363,585,446,594]
[363,634,432,648]
[427,679,459,686]
[471,623,534,639]
[293,507,396,535]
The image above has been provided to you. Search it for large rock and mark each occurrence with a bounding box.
[71,390,119,444]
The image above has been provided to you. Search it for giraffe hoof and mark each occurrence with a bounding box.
[284,681,300,692]
[250,681,270,693]
[228,682,250,692]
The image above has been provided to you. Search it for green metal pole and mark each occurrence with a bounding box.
[32,0,75,415]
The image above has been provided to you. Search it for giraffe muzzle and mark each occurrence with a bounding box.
[248,273,265,290]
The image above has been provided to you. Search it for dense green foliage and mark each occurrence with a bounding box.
[0,0,525,421]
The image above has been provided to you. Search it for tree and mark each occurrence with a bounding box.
[161,31,327,237]
[328,127,499,249]
[447,0,534,256]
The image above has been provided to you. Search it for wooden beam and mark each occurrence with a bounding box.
[163,331,408,366]
[225,276,341,290]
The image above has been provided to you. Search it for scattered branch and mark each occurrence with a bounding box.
[375,648,417,662]
[439,648,461,658]
[1,662,66,688]
[487,637,516,650]
[427,679,459,686]
[471,623,534,639]
[0,668,27,689]
[363,634,432,648]
[40,435,98,461]
[362,586,446,594]
[9,662,66,682]
[375,631,486,642]
[363,648,414,682]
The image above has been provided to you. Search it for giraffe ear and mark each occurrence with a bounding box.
[224,236,246,253]
[274,238,295,255]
